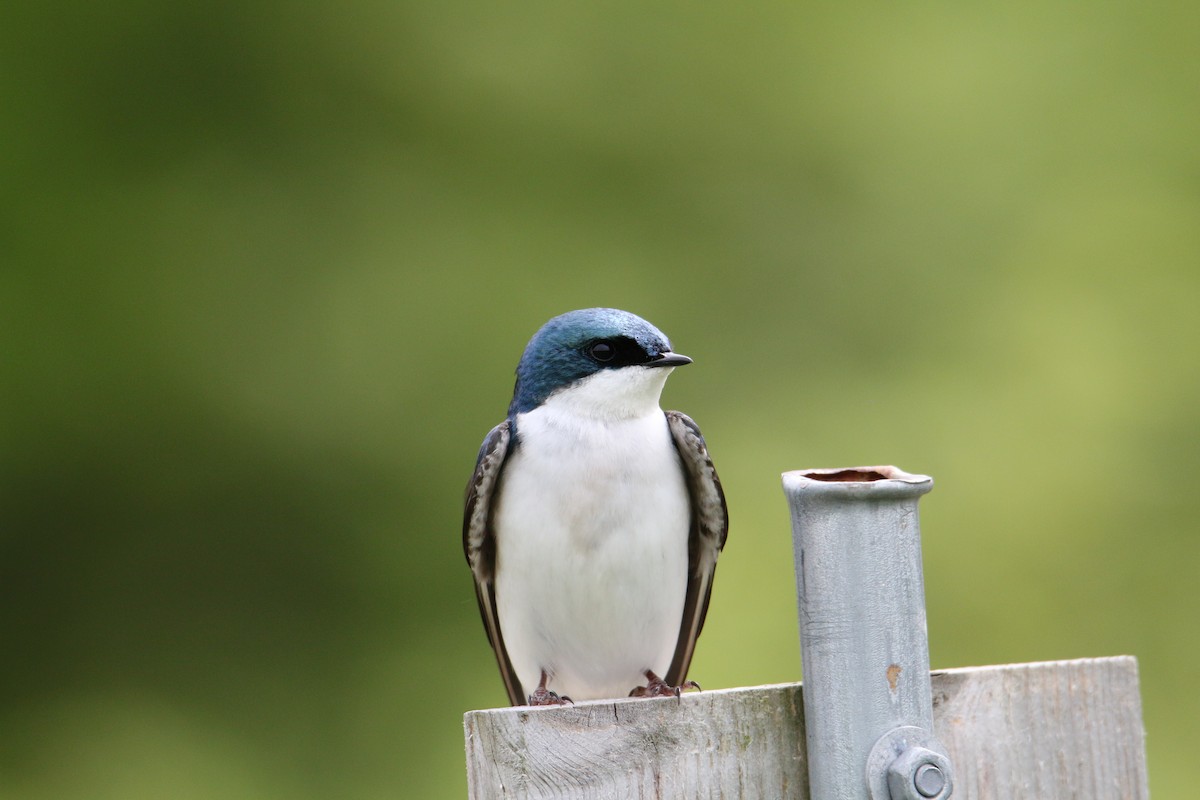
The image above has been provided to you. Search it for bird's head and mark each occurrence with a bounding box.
[509,308,691,419]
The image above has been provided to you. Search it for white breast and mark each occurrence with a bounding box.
[492,369,691,700]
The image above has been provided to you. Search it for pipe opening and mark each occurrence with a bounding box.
[804,469,890,483]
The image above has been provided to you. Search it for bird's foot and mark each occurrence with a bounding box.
[526,670,573,706]
[628,670,701,699]
[526,687,573,706]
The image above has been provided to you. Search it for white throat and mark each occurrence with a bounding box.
[541,366,675,421]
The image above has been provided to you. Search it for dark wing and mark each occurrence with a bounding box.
[664,410,729,687]
[463,421,524,706]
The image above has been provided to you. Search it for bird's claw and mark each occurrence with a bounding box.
[527,682,573,706]
[528,671,573,710]
[629,671,701,699]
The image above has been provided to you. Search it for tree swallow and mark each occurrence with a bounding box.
[464,308,728,706]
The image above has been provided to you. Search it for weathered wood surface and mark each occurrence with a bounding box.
[464,656,1147,800]
[932,657,1148,799]
[465,682,807,800]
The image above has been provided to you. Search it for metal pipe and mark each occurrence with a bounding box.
[782,466,953,800]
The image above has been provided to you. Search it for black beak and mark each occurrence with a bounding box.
[648,352,693,368]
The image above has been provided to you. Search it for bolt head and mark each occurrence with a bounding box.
[885,745,953,800]
[914,763,946,797]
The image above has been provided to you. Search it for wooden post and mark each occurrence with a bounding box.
[463,656,1148,799]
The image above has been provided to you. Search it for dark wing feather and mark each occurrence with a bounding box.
[463,421,524,706]
[664,410,728,687]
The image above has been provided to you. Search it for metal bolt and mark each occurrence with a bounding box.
[913,763,946,797]
[880,741,953,800]
[868,734,950,800]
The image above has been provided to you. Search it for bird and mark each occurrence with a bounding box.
[463,308,728,706]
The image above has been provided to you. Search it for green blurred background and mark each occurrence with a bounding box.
[4,1,1197,797]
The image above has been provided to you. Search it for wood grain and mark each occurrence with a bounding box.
[933,657,1149,799]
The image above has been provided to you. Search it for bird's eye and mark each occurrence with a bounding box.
[588,341,616,362]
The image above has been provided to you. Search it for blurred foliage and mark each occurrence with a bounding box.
[3,1,1198,797]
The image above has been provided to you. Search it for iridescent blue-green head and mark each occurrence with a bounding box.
[509,308,692,417]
